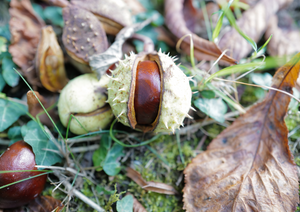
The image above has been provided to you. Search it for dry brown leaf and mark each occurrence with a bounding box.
[3,195,63,212]
[265,12,300,58]
[27,90,58,127]
[164,0,236,65]
[9,0,45,87]
[36,26,68,92]
[71,0,132,35]
[126,167,178,195]
[218,0,293,60]
[183,53,300,211]
[62,5,108,64]
[126,193,147,212]
[40,0,69,7]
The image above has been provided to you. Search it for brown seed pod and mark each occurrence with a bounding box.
[62,5,108,64]
[35,26,68,92]
[71,0,132,35]
[108,51,192,133]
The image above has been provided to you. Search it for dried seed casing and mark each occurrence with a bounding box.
[35,26,68,92]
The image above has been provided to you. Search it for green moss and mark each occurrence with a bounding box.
[124,134,199,211]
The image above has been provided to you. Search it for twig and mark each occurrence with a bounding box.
[35,165,86,177]
[53,171,105,212]
[70,144,100,153]
[67,135,102,143]
[0,139,10,145]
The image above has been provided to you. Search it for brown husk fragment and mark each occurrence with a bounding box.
[164,0,236,65]
[36,26,68,92]
[127,52,164,133]
[62,5,108,64]
[3,195,64,212]
[126,167,178,195]
[183,53,300,211]
[71,0,132,35]
[27,91,58,127]
[9,0,45,87]
[218,0,293,60]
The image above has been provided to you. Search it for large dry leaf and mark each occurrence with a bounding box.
[265,12,300,58]
[126,167,178,195]
[218,0,292,60]
[9,0,45,87]
[164,0,236,65]
[3,195,63,212]
[183,53,300,211]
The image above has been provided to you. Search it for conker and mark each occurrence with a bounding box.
[108,50,192,133]
[134,60,161,125]
[0,141,47,209]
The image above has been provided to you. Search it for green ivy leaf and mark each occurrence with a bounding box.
[2,56,19,87]
[0,24,11,41]
[250,72,272,90]
[8,126,22,145]
[92,135,111,171]
[44,7,64,27]
[23,120,62,167]
[194,98,227,123]
[0,73,5,92]
[96,185,115,195]
[200,90,215,99]
[32,3,46,21]
[0,99,27,132]
[116,195,134,212]
[103,143,124,176]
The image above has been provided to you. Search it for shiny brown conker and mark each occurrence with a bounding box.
[0,141,47,209]
[134,60,161,125]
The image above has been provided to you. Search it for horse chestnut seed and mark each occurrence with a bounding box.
[107,50,192,133]
[0,141,47,209]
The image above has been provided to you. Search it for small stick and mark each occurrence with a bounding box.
[54,172,105,212]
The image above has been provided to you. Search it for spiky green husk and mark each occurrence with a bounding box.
[107,51,192,133]
[58,73,113,135]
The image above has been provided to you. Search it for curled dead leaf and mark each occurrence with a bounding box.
[126,167,178,195]
[71,0,132,35]
[9,0,45,87]
[164,0,236,65]
[27,90,58,127]
[36,26,68,92]
[218,0,293,60]
[62,5,108,64]
[183,53,300,211]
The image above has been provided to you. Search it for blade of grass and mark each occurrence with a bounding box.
[0,171,51,190]
[176,130,185,164]
[205,61,264,83]
[146,145,170,166]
